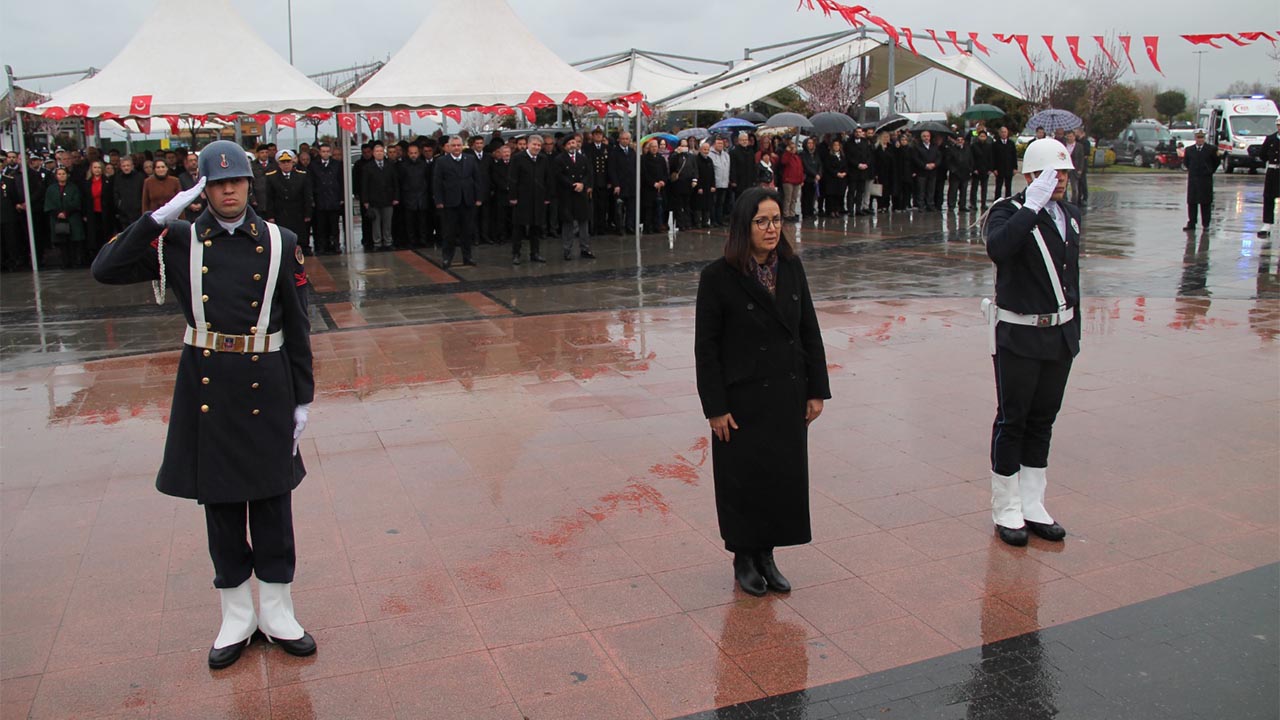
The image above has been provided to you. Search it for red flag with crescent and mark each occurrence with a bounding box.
[994,34,1035,71]
[84,119,95,136]
[1143,36,1164,74]
[1182,34,1225,48]
[526,91,556,108]
[925,29,947,54]
[137,118,151,134]
[41,106,67,120]
[969,33,991,55]
[99,111,119,120]
[621,91,644,104]
[1042,36,1063,64]
[1239,31,1276,45]
[415,109,437,118]
[1093,36,1119,67]
[129,95,152,115]
[441,107,462,123]
[641,101,653,117]
[68,103,90,117]
[587,99,608,117]
[252,113,270,125]
[495,106,515,116]
[365,113,383,132]
[900,27,919,55]
[390,109,411,124]
[164,116,180,134]
[337,113,357,132]
[275,113,296,128]
[1119,35,1137,72]
[564,90,588,106]
[1066,36,1088,68]
[945,31,969,55]
[514,104,535,122]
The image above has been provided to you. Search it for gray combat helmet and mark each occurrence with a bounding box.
[198,140,254,181]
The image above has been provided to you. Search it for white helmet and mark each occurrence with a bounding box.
[1020,138,1074,175]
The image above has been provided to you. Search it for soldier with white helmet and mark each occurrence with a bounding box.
[980,138,1079,547]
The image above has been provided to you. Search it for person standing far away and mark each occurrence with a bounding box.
[694,186,831,596]
[1257,118,1280,238]
[432,135,481,269]
[1182,129,1220,232]
[980,138,1079,547]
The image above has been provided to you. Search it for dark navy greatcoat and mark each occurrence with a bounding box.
[554,150,593,222]
[264,169,313,239]
[695,255,831,552]
[91,208,314,504]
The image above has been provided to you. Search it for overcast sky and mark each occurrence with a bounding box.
[2,0,1277,111]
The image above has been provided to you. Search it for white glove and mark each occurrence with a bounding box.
[292,404,310,456]
[1022,169,1058,213]
[151,176,207,225]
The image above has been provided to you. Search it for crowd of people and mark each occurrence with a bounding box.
[0,121,1096,272]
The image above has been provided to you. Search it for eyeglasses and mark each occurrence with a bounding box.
[752,216,784,230]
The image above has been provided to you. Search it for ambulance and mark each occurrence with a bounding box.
[1198,96,1279,173]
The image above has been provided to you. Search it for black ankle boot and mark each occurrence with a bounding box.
[1025,520,1066,541]
[733,553,767,596]
[996,525,1029,547]
[755,551,791,593]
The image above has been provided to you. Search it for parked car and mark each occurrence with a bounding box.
[1109,120,1175,167]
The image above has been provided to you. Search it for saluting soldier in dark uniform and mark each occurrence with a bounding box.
[1182,129,1219,231]
[91,140,316,669]
[556,133,595,261]
[981,138,1078,547]
[1259,118,1280,239]
[265,149,314,254]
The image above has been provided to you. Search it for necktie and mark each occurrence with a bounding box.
[377,161,383,169]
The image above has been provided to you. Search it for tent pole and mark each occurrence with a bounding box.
[341,102,354,255]
[887,39,896,114]
[964,40,973,108]
[6,65,40,275]
[634,98,642,268]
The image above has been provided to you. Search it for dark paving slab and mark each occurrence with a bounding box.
[676,564,1280,720]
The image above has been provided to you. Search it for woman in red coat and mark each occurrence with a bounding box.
[778,140,806,221]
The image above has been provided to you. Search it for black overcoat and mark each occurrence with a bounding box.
[1182,144,1219,204]
[985,193,1082,361]
[555,150,593,222]
[694,255,831,552]
[821,153,847,197]
[91,209,314,504]
[264,169,313,239]
[510,151,552,227]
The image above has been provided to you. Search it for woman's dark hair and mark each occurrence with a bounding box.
[723,186,794,272]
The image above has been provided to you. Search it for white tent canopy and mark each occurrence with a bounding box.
[26,0,339,117]
[348,0,625,108]
[576,53,719,101]
[657,33,1023,113]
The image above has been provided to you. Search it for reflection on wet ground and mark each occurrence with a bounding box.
[1,173,1277,719]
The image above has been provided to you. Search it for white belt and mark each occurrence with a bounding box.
[1267,163,1279,170]
[184,327,284,353]
[996,306,1075,328]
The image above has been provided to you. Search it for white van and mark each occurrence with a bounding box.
[1198,96,1279,173]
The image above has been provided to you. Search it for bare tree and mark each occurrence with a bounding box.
[797,61,865,114]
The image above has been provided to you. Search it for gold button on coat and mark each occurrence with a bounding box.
[251,355,259,362]
[200,404,209,413]
[205,322,212,330]
[253,273,262,281]
[252,409,260,415]
[250,326,258,334]
[201,377,209,385]
[256,246,264,253]
[251,301,259,308]
[201,266,208,274]
[202,349,211,357]
[201,294,209,302]
[204,240,212,247]
[251,382,260,389]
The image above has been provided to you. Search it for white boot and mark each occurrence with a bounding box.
[257,581,306,641]
[213,579,257,649]
[1018,465,1053,524]
[990,470,1024,529]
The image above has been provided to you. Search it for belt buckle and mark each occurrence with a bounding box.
[217,334,247,353]
[1035,314,1053,327]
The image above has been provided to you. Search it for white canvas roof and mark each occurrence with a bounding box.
[578,55,715,101]
[659,34,1023,112]
[26,0,339,117]
[348,0,625,108]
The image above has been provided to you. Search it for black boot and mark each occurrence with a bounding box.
[733,553,767,596]
[1025,520,1066,541]
[996,525,1028,547]
[207,636,252,669]
[755,550,791,593]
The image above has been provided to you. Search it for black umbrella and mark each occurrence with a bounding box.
[735,111,768,124]
[909,120,956,136]
[763,111,814,129]
[875,113,910,133]
[808,111,859,135]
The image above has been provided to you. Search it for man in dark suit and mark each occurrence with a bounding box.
[509,135,551,265]
[309,143,344,254]
[264,150,314,254]
[607,132,638,235]
[113,155,145,230]
[992,126,1018,199]
[1181,129,1220,231]
[728,132,756,202]
[359,142,399,252]
[489,144,514,251]
[1260,118,1280,238]
[913,131,942,211]
[432,135,481,268]
[469,136,492,244]
[584,127,612,234]
[397,143,431,248]
[556,133,595,261]
[982,138,1079,548]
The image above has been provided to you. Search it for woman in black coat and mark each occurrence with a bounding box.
[799,137,822,218]
[694,186,831,596]
[640,140,669,233]
[821,140,848,216]
[872,132,895,214]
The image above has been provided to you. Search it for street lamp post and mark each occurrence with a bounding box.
[1193,50,1206,107]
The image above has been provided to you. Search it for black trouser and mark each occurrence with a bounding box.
[712,188,732,225]
[513,224,541,258]
[970,173,990,207]
[947,175,969,210]
[991,346,1072,476]
[391,201,407,247]
[934,171,946,209]
[591,186,611,233]
[491,200,513,246]
[801,180,816,216]
[669,190,691,228]
[1078,171,1089,203]
[439,204,474,263]
[917,173,937,209]
[824,192,844,215]
[473,201,490,243]
[403,207,428,247]
[849,176,865,211]
[204,492,295,589]
[994,172,1014,199]
[314,208,340,251]
[1187,198,1212,228]
[1263,168,1278,225]
[614,194,636,233]
[641,192,660,231]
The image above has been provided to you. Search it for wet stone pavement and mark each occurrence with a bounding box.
[0,173,1277,719]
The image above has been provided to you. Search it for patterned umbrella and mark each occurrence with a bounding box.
[1024,108,1083,133]
[676,127,709,140]
[709,117,757,130]
[640,132,679,147]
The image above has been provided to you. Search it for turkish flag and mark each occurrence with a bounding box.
[925,29,947,55]
[137,118,151,134]
[1182,34,1225,48]
[494,106,514,116]
[640,102,653,118]
[276,113,296,128]
[1094,36,1119,67]
[441,107,462,123]
[41,106,67,120]
[517,104,536,122]
[164,116,181,134]
[1118,35,1137,72]
[1239,31,1277,45]
[337,113,357,132]
[1221,34,1252,47]
[968,33,991,55]
[994,34,1035,71]
[84,119,95,136]
[129,95,153,115]
[526,91,556,108]
[68,103,90,117]
[1066,36,1088,69]
[1042,36,1063,64]
[252,113,271,125]
[564,90,588,106]
[1143,35,1164,75]
[945,31,969,55]
[861,12,897,45]
[192,114,208,124]
[99,111,119,120]
[415,109,437,118]
[621,91,644,104]
[366,113,383,132]
[587,99,607,118]
[901,27,919,55]
[390,109,411,124]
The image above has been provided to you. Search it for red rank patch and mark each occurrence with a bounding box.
[294,271,308,287]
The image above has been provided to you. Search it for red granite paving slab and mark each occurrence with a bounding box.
[562,576,681,630]
[829,615,962,673]
[594,614,721,677]
[489,632,623,701]
[382,650,512,716]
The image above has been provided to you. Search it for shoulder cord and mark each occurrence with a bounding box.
[151,227,169,305]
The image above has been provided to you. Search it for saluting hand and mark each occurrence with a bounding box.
[709,413,738,442]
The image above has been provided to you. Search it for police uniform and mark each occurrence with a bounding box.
[1259,120,1280,237]
[264,150,314,254]
[981,138,1078,547]
[91,140,316,670]
[1182,133,1219,230]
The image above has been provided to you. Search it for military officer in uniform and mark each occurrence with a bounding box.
[1259,118,1280,239]
[264,150,314,255]
[91,139,316,669]
[556,133,595,261]
[981,138,1078,547]
[584,127,612,234]
[1182,130,1219,231]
